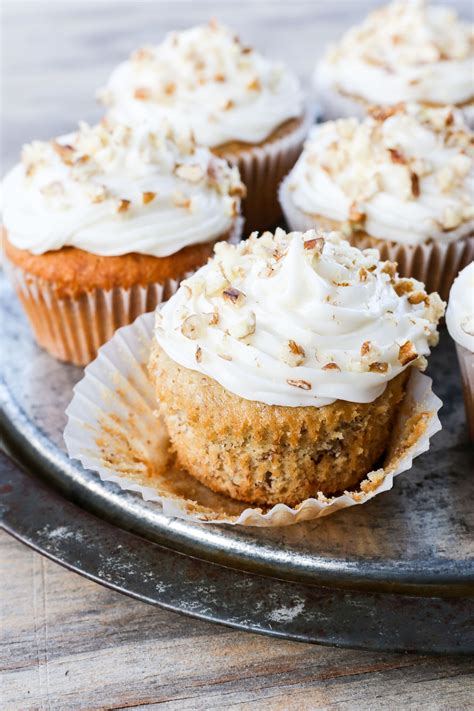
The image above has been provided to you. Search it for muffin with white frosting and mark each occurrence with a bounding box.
[314,0,474,126]
[280,103,474,298]
[148,228,444,506]
[446,263,474,440]
[2,120,244,365]
[99,20,310,231]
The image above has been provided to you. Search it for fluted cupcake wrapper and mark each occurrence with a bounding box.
[455,343,474,442]
[64,311,442,528]
[219,107,315,234]
[3,219,243,367]
[4,261,184,367]
[280,179,474,300]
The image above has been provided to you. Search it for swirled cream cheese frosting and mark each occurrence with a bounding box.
[154,229,444,407]
[315,0,474,107]
[283,103,474,246]
[2,120,244,257]
[99,20,304,148]
[446,263,474,352]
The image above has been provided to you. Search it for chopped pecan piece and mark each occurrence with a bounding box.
[304,237,325,253]
[394,279,414,296]
[288,340,305,357]
[134,87,152,100]
[287,379,312,390]
[117,199,131,213]
[52,142,75,165]
[368,103,404,121]
[399,341,417,365]
[181,315,202,340]
[322,362,341,371]
[381,261,397,279]
[408,291,429,305]
[247,77,261,91]
[222,287,245,306]
[142,191,156,204]
[410,172,420,198]
[369,362,389,373]
[388,148,406,164]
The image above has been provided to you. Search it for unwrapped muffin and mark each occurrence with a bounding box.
[2,120,244,365]
[314,0,474,127]
[149,228,444,506]
[99,20,310,231]
[280,103,474,299]
[446,262,474,440]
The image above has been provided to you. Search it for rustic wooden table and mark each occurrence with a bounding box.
[2,531,473,710]
[2,1,473,708]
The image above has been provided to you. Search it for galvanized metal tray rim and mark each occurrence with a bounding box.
[1,377,473,596]
[1,450,473,655]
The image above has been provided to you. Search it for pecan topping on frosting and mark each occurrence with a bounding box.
[98,21,303,149]
[287,103,474,244]
[154,229,445,408]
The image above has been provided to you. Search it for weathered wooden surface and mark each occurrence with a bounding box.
[1,532,473,710]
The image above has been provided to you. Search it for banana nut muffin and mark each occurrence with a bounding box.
[99,20,310,231]
[280,103,474,298]
[149,228,445,506]
[2,120,244,365]
[314,0,474,126]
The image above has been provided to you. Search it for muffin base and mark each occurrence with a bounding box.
[279,187,474,300]
[149,342,410,507]
[214,111,312,233]
[3,221,241,366]
[455,343,474,442]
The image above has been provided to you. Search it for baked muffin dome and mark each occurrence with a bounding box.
[149,229,444,505]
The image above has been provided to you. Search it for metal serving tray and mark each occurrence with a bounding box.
[1,273,473,654]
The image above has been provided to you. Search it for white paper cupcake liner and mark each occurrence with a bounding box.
[218,106,315,233]
[64,311,442,527]
[3,218,243,366]
[280,178,474,300]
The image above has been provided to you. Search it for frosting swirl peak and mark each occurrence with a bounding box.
[284,103,474,246]
[3,120,244,257]
[100,21,304,147]
[155,229,445,407]
[316,0,474,107]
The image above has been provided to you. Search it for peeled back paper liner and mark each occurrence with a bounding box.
[3,218,243,367]
[280,178,474,300]
[64,312,442,527]
[218,106,315,233]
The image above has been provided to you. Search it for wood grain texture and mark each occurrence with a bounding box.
[1,532,473,710]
